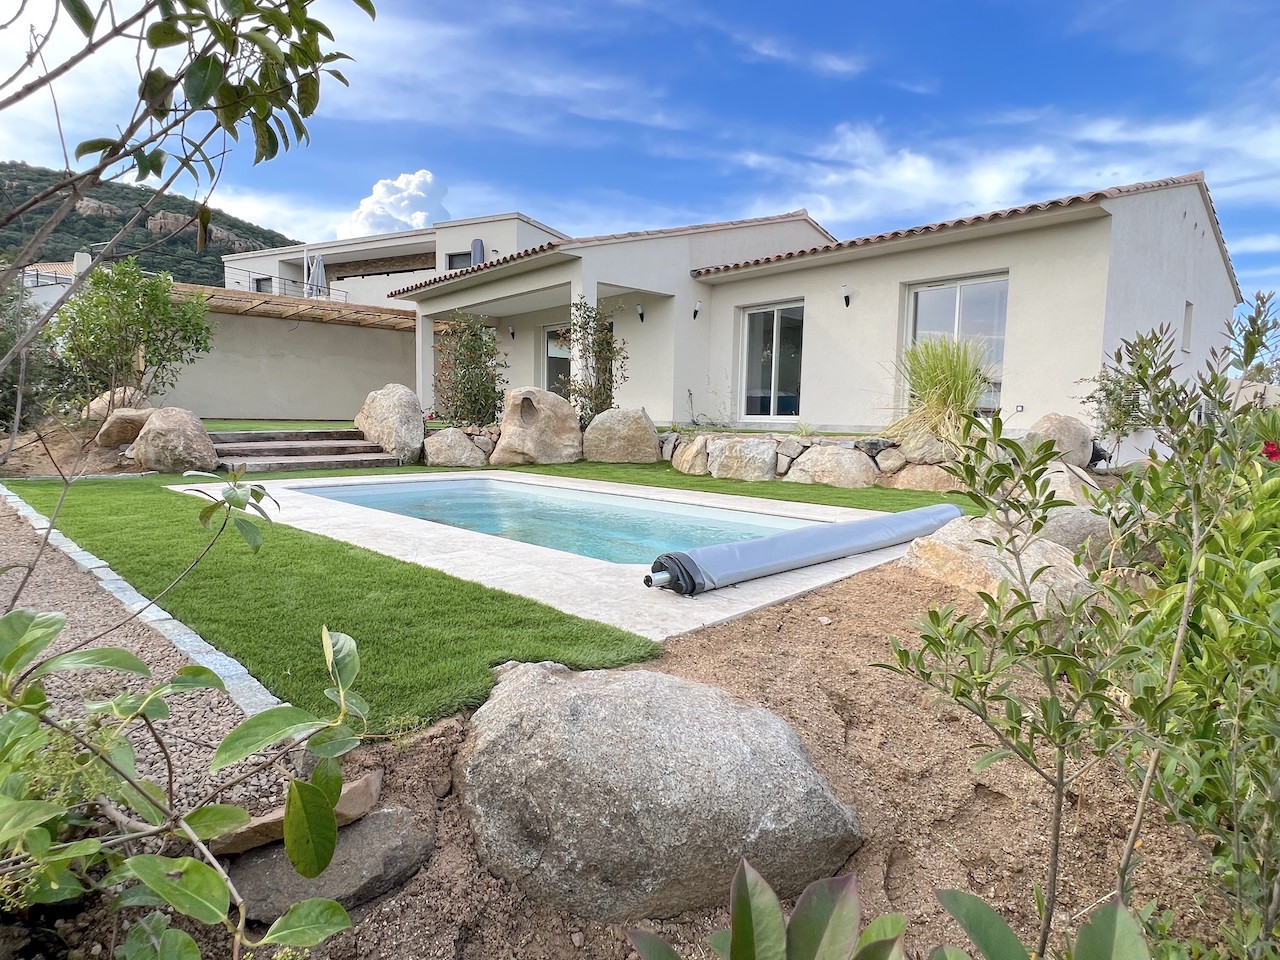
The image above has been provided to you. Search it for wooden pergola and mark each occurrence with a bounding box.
[171,283,417,331]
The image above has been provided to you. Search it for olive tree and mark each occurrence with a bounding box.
[0,0,376,377]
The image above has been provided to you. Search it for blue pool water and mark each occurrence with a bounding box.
[303,478,817,564]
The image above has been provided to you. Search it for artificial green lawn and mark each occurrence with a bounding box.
[5,462,971,728]
[10,472,659,729]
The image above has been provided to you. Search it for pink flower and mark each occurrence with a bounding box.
[1264,440,1280,462]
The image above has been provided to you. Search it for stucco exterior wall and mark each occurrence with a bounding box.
[1100,184,1239,374]
[697,215,1114,432]
[160,312,414,419]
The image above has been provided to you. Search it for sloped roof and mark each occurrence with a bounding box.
[691,173,1240,301]
[387,210,833,299]
[24,261,75,277]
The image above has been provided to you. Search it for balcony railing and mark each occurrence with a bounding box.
[222,265,349,303]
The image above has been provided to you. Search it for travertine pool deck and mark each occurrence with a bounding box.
[174,472,907,641]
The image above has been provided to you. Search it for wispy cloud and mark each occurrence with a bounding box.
[1231,234,1280,254]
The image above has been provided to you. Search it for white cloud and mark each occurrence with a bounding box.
[201,183,354,242]
[1231,234,1280,254]
[336,170,452,239]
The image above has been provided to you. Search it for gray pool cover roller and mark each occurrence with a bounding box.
[645,503,963,595]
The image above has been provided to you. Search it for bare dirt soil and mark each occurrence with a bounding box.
[0,424,144,479]
[0,490,1219,959]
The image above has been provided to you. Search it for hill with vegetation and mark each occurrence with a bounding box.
[0,161,299,285]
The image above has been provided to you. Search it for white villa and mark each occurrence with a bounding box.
[165,172,1240,433]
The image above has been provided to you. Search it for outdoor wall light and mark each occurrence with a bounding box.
[508,325,515,340]
[841,284,850,308]
[636,303,645,323]
[693,299,702,320]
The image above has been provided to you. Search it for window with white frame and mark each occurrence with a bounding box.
[743,303,803,417]
[909,275,1007,409]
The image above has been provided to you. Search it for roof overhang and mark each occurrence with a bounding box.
[394,249,580,301]
[693,204,1109,284]
[172,283,416,331]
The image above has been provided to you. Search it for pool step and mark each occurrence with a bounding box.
[219,452,403,473]
[207,429,365,443]
[208,429,403,472]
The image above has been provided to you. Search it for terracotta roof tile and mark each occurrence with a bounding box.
[386,210,836,299]
[691,173,1224,278]
[387,243,561,298]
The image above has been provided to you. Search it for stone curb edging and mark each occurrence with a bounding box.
[0,483,281,717]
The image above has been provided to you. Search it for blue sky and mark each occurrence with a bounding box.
[8,0,1280,293]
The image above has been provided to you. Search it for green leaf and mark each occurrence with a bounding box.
[322,627,360,691]
[159,929,200,960]
[184,54,225,107]
[0,799,62,846]
[59,0,97,35]
[232,515,264,552]
[306,724,360,758]
[349,0,376,19]
[0,610,65,675]
[296,72,320,117]
[146,20,188,48]
[728,861,786,960]
[211,705,324,771]
[854,937,905,960]
[787,873,862,960]
[261,898,353,946]
[936,891,1030,960]
[28,647,151,680]
[707,930,731,960]
[181,804,251,840]
[126,855,229,925]
[244,28,285,62]
[311,757,343,808]
[169,665,225,692]
[1073,903,1151,960]
[930,949,973,960]
[74,137,118,161]
[857,915,906,951]
[284,779,337,878]
[625,930,682,960]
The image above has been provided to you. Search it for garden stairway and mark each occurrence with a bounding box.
[208,429,402,472]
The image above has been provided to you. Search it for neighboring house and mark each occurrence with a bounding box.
[221,212,569,308]
[389,173,1239,434]
[20,260,76,312]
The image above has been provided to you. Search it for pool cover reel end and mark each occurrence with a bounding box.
[645,503,962,596]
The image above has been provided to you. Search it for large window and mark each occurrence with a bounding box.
[743,303,803,417]
[544,326,571,397]
[910,276,1007,409]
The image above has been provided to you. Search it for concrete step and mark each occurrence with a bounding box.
[213,439,384,457]
[217,452,403,473]
[207,429,365,443]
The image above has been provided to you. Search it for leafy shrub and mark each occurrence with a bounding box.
[0,473,367,958]
[46,257,211,412]
[1078,363,1150,458]
[887,337,993,446]
[627,859,1154,960]
[562,296,628,428]
[434,311,508,425]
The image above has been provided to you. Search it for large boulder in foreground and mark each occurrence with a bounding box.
[583,408,660,463]
[489,387,582,465]
[902,515,1090,606]
[132,407,216,472]
[1026,413,1093,468]
[459,662,862,922]
[784,445,877,488]
[94,407,154,448]
[424,427,488,467]
[707,437,777,481]
[356,383,425,463]
[875,463,965,493]
[229,807,434,922]
[82,387,151,421]
[672,435,709,475]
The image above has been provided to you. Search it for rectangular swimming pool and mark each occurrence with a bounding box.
[302,477,818,564]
